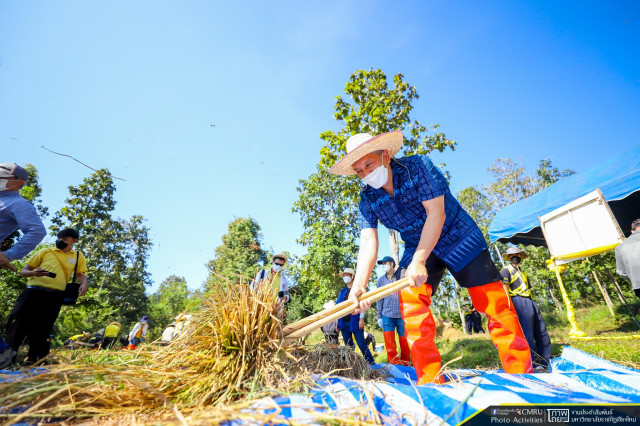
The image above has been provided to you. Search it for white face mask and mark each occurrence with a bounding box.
[343,276,352,284]
[362,154,389,189]
[272,264,282,272]
[382,264,391,273]
[0,179,9,191]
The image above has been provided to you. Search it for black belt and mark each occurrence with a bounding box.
[26,285,64,293]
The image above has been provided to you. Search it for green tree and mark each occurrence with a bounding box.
[50,169,153,339]
[204,217,268,291]
[147,275,192,339]
[292,69,456,323]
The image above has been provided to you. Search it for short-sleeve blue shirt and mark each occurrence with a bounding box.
[357,155,487,272]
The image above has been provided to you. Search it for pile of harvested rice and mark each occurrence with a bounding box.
[0,279,387,424]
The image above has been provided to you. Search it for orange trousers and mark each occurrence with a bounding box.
[383,331,411,365]
[400,281,532,385]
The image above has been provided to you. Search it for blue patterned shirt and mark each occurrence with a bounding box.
[376,270,403,319]
[357,155,487,272]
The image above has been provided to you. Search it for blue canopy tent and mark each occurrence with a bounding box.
[489,144,640,246]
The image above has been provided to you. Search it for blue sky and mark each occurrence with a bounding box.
[2,1,639,292]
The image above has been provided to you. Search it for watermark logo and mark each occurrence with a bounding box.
[547,408,570,422]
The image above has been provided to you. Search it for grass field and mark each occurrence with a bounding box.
[306,302,640,370]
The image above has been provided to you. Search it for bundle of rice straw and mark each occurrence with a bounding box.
[0,279,388,424]
[150,280,288,406]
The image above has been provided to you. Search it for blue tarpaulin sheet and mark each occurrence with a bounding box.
[488,144,640,246]
[3,347,640,424]
[239,346,640,424]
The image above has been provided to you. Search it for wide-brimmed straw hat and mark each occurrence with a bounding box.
[272,253,288,263]
[323,300,336,310]
[329,131,404,176]
[109,321,121,328]
[503,247,528,261]
[339,267,355,278]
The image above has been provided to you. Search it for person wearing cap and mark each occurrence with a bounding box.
[500,247,551,370]
[336,267,375,364]
[100,321,122,349]
[6,227,88,364]
[128,316,149,346]
[254,253,290,302]
[375,256,410,365]
[615,218,640,299]
[462,297,485,335]
[330,131,532,384]
[0,163,47,368]
[320,300,339,345]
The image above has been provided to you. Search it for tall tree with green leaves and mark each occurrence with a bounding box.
[204,217,268,291]
[292,69,456,322]
[50,169,153,335]
[147,275,192,339]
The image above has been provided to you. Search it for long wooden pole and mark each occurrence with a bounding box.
[282,277,410,345]
[592,270,615,317]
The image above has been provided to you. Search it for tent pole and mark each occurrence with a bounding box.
[591,270,616,318]
[493,244,506,268]
[550,262,586,338]
[597,255,640,330]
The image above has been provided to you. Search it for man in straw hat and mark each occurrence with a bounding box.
[0,163,47,368]
[330,131,532,384]
[500,247,551,371]
[254,253,290,302]
[336,267,375,364]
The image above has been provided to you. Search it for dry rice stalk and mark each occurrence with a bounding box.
[285,344,389,382]
[0,280,393,425]
[149,280,288,407]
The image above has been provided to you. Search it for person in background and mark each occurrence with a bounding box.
[161,323,177,344]
[363,331,377,355]
[0,163,47,368]
[615,218,640,299]
[320,300,339,345]
[63,331,91,349]
[336,267,375,365]
[330,132,532,384]
[462,297,485,335]
[7,227,88,364]
[375,255,411,365]
[100,321,121,349]
[128,316,149,347]
[254,253,290,302]
[500,247,551,371]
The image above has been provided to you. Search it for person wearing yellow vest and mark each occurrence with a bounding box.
[7,228,88,364]
[100,321,121,349]
[254,253,290,302]
[462,297,485,335]
[128,316,149,346]
[63,331,91,348]
[500,247,551,371]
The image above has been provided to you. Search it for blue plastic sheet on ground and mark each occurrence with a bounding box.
[3,347,639,425]
[239,346,640,425]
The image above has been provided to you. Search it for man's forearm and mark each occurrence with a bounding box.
[354,240,377,291]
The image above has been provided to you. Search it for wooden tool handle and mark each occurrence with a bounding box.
[281,277,410,335]
[282,277,410,345]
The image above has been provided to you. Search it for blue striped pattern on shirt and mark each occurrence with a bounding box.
[376,271,402,319]
[357,155,487,272]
